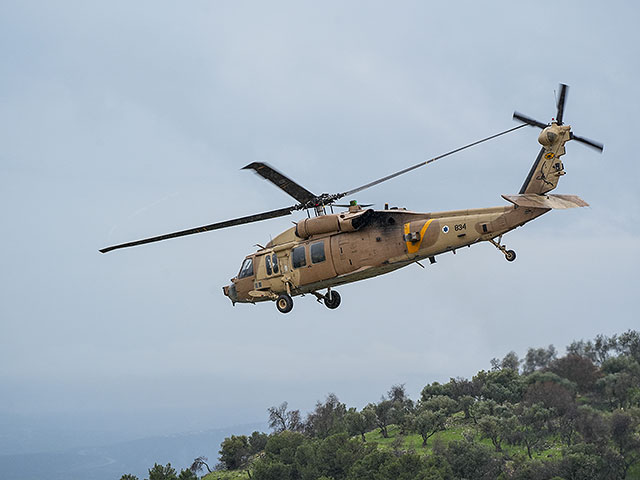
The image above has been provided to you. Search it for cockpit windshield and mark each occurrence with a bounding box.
[238,257,254,279]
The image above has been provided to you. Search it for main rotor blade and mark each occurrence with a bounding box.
[513,111,548,129]
[338,124,527,198]
[243,162,317,205]
[99,206,296,253]
[556,83,569,125]
[571,133,604,152]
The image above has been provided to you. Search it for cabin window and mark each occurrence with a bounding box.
[272,254,279,274]
[310,241,326,264]
[238,258,254,278]
[265,255,272,275]
[292,245,306,269]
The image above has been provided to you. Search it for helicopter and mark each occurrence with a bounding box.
[100,84,603,314]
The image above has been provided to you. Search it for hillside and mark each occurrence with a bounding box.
[127,331,640,480]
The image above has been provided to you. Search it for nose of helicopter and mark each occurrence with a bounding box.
[223,283,237,304]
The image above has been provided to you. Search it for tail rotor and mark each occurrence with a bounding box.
[513,83,604,152]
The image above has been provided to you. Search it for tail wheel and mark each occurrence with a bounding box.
[276,294,293,313]
[324,290,341,309]
[505,250,516,262]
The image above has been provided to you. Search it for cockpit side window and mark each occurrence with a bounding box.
[238,258,254,278]
[272,254,279,274]
[265,255,272,276]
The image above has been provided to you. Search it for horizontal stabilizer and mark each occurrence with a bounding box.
[502,194,589,209]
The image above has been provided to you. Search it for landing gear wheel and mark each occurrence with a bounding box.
[276,294,293,313]
[324,290,341,309]
[489,235,516,262]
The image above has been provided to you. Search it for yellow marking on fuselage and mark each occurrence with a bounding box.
[404,219,434,254]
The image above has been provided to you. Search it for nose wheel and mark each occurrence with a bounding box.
[489,235,517,262]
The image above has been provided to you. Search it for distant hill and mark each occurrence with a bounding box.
[0,422,265,480]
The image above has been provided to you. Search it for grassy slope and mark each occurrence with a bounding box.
[363,420,560,459]
[203,470,250,480]
[204,419,640,479]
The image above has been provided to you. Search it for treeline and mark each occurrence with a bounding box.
[119,464,197,480]
[121,330,640,480]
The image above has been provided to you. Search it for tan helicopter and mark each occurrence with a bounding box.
[101,84,603,313]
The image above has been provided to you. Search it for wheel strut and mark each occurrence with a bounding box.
[489,235,517,262]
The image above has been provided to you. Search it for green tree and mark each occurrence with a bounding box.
[251,431,305,480]
[549,353,601,394]
[524,375,576,415]
[505,403,553,459]
[616,330,640,362]
[566,338,599,364]
[444,440,502,480]
[177,469,197,480]
[458,395,475,420]
[120,475,139,480]
[522,344,557,374]
[473,368,524,404]
[345,408,375,442]
[364,400,394,438]
[313,433,367,480]
[476,414,514,452]
[413,410,446,447]
[263,430,305,465]
[469,399,499,424]
[387,384,415,435]
[252,460,293,480]
[249,431,269,454]
[593,334,619,365]
[610,409,640,477]
[147,463,177,480]
[218,435,250,470]
[377,453,426,480]
[559,443,625,480]
[420,381,450,402]
[292,440,320,480]
[575,405,609,445]
[347,449,394,480]
[598,356,640,409]
[448,377,480,400]
[422,395,458,416]
[490,351,520,372]
[305,393,347,438]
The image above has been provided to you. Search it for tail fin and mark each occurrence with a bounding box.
[519,124,571,195]
[514,83,603,194]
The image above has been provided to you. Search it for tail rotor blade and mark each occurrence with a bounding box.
[513,111,548,129]
[571,133,604,152]
[556,83,569,125]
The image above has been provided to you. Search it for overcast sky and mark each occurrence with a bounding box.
[1,0,639,449]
